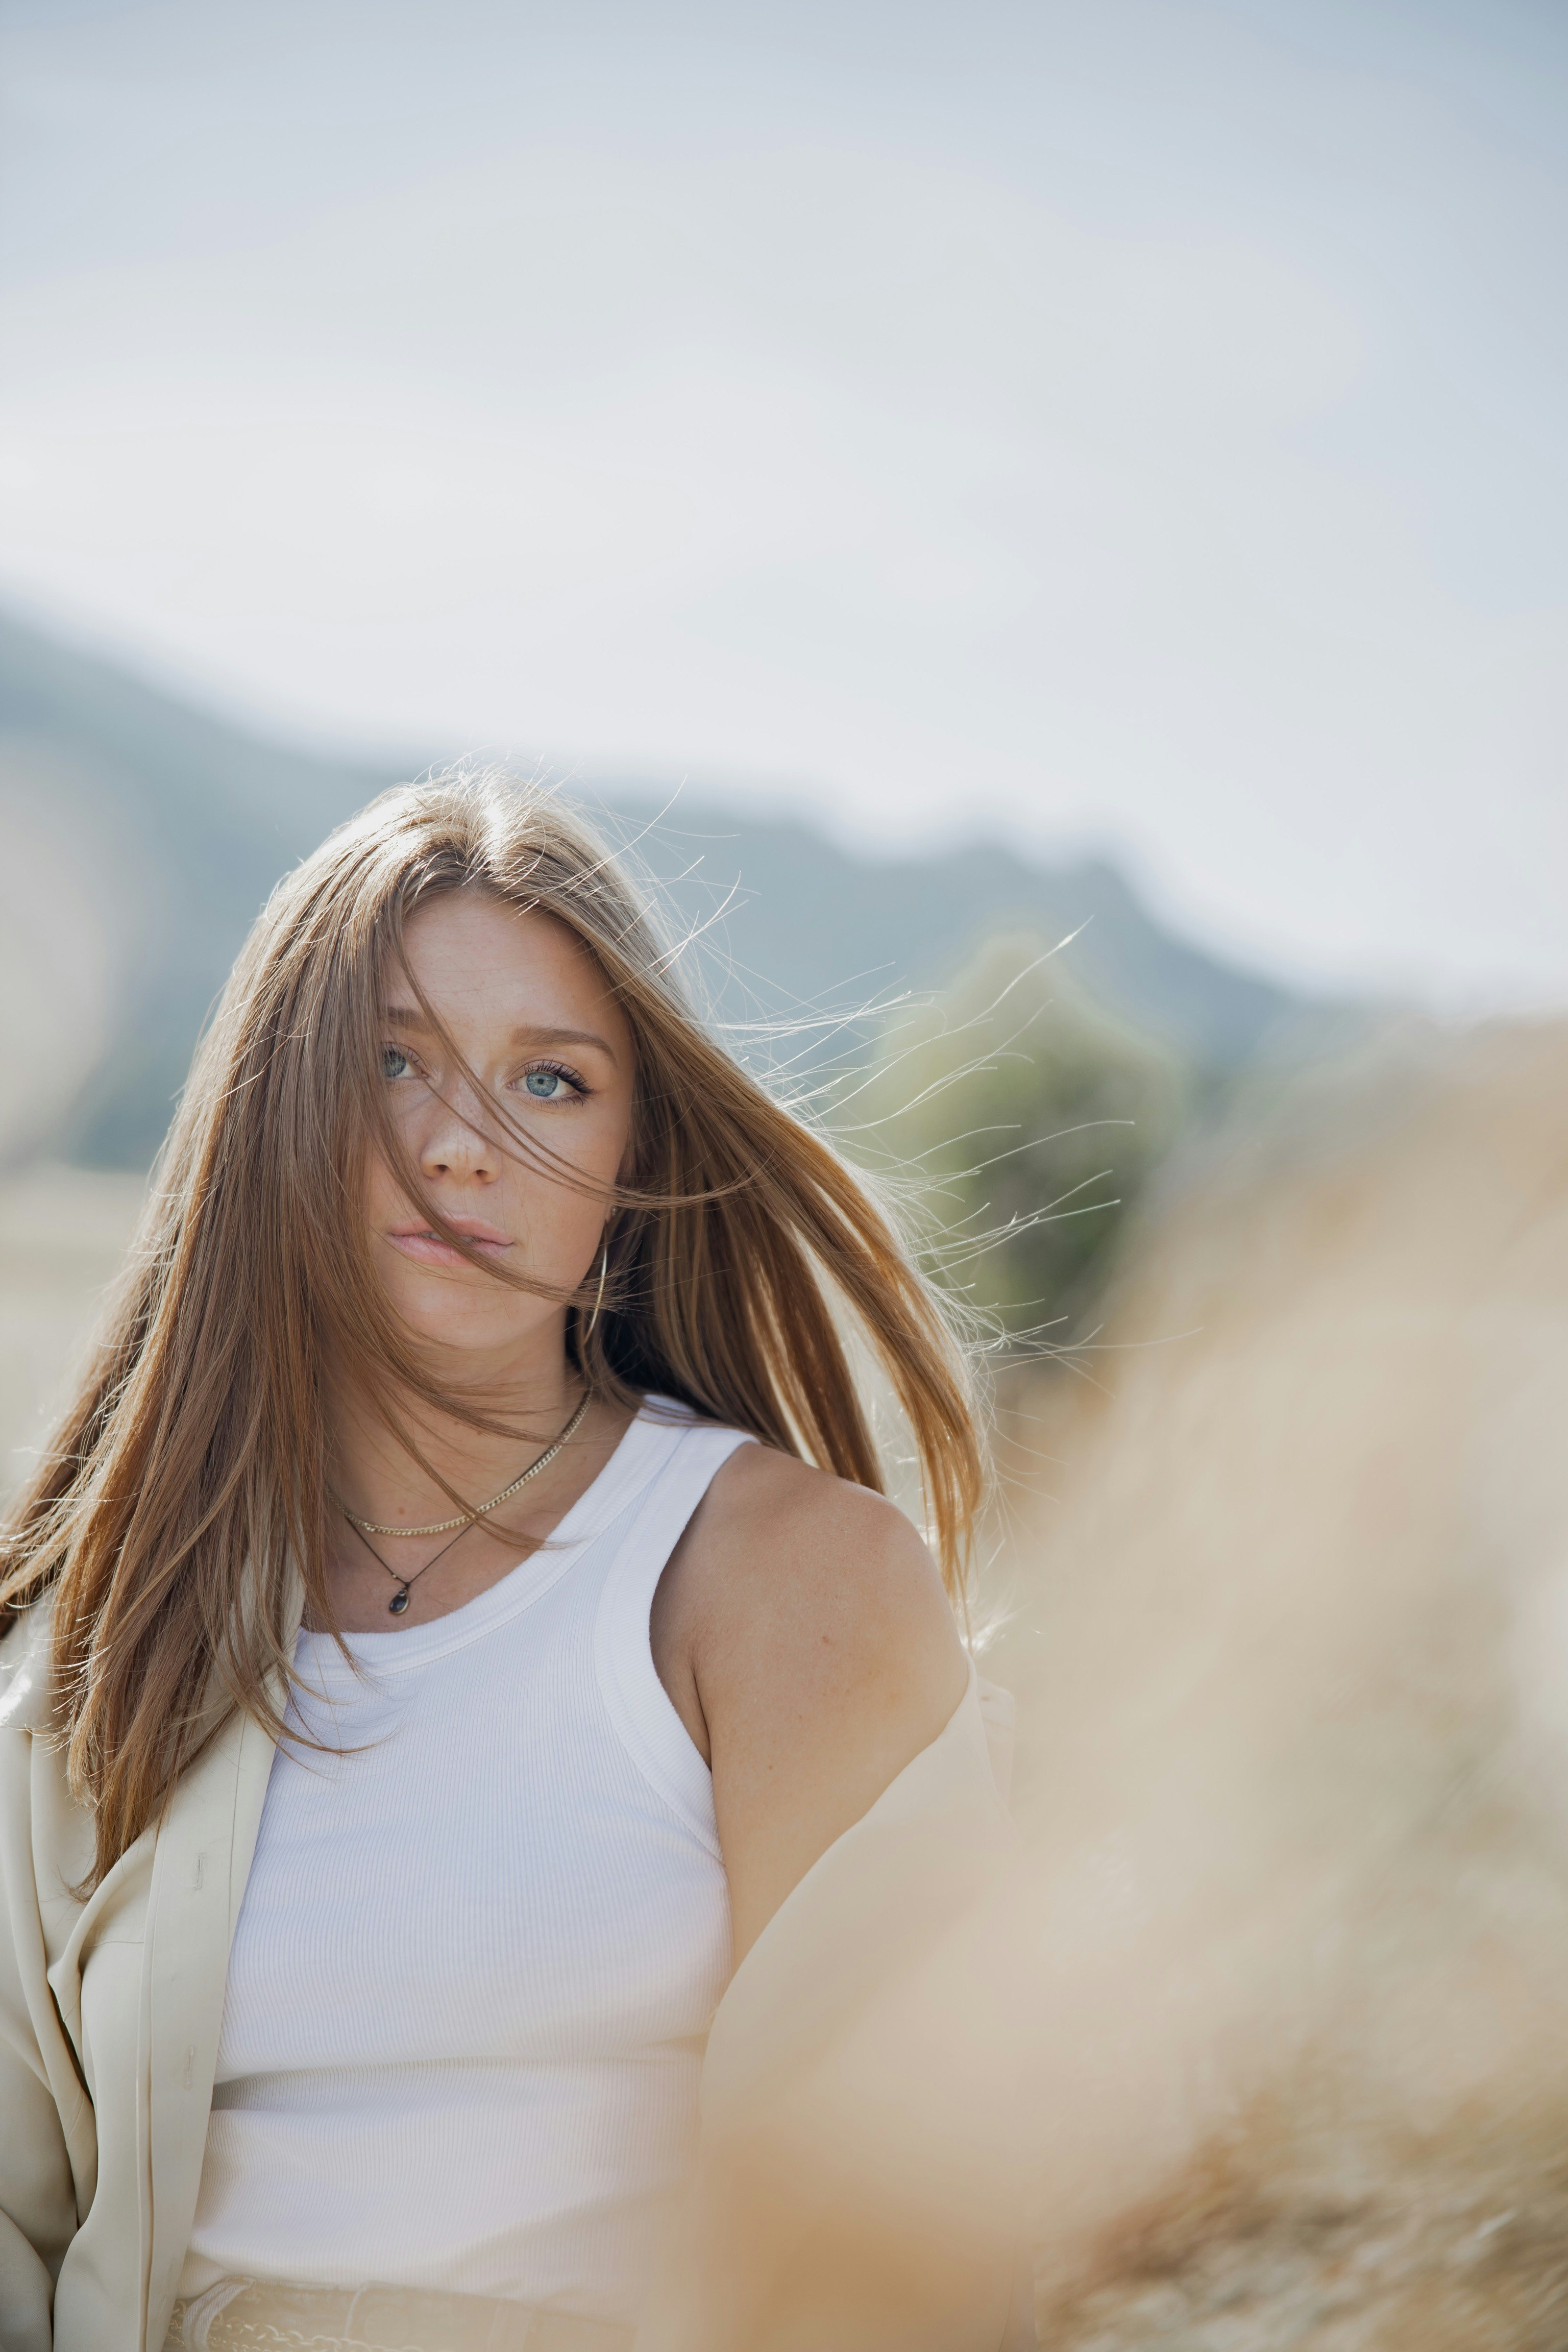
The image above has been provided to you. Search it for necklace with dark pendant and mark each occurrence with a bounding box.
[348,1517,470,1613]
[339,1393,590,1614]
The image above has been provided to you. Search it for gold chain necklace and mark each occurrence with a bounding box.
[338,1389,593,1542]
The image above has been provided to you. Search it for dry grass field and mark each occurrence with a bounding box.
[0,1163,146,1506]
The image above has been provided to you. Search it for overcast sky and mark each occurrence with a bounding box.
[2,0,1565,1009]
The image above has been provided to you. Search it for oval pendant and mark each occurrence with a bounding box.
[388,1588,411,1615]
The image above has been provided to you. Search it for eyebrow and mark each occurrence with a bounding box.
[384,1007,619,1061]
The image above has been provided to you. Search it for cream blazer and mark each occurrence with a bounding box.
[0,1595,1027,2352]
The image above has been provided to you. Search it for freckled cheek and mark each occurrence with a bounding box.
[362,1153,404,1230]
[511,1116,627,1240]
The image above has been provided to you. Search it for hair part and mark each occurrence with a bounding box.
[0,771,987,1889]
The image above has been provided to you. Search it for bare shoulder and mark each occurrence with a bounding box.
[695,1435,945,1574]
[662,1439,963,1693]
[654,1440,970,1958]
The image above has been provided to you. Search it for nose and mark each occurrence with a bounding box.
[416,1080,501,1186]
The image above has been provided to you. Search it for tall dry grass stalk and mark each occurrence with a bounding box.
[975,1018,1568,2346]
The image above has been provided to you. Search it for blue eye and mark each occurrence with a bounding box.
[382,1046,412,1080]
[524,1068,570,1100]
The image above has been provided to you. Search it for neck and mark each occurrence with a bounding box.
[330,1339,582,1533]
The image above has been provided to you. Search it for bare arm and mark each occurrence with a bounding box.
[650,1444,969,1963]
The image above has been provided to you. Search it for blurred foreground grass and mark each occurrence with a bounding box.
[980,1015,1568,2349]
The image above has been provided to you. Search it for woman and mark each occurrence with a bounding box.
[0,778,1024,2352]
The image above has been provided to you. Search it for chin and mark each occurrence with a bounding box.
[406,1312,537,1358]
[389,1287,549,1362]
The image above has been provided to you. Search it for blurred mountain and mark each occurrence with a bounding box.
[0,607,384,1164]
[0,604,1330,1167]
[605,797,1311,1073]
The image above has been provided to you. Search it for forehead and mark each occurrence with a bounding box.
[391,891,623,1031]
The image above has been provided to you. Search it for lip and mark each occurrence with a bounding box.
[386,1215,513,1268]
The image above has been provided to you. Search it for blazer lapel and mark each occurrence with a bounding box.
[140,1669,288,2349]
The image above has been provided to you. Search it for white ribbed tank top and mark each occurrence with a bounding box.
[182,1401,753,2326]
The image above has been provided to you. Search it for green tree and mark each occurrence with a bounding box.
[845,933,1190,1348]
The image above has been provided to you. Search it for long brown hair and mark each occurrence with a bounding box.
[1,774,985,1888]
